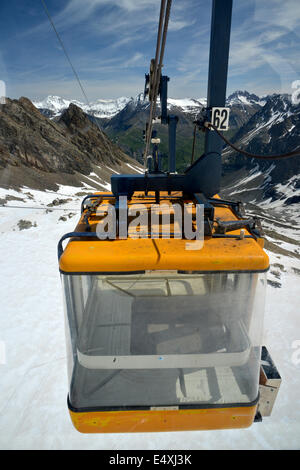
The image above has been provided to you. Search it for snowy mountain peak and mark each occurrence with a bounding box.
[87,96,131,118]
[33,95,72,113]
[226,90,266,106]
[167,97,207,112]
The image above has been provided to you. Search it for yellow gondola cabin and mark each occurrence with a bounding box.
[58,192,272,433]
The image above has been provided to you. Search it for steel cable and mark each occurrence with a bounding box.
[144,0,172,166]
[40,0,103,135]
[144,0,167,163]
[206,122,300,160]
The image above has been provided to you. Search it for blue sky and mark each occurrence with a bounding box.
[0,0,300,101]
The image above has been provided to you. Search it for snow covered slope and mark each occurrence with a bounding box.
[0,184,299,449]
[167,97,207,114]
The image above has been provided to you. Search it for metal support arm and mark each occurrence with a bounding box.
[168,115,178,173]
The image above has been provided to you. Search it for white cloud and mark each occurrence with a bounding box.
[125,53,145,67]
[6,0,300,100]
[50,0,160,31]
[168,19,196,32]
[253,0,300,31]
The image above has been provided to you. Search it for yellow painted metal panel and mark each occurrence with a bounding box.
[69,405,257,433]
[59,192,269,273]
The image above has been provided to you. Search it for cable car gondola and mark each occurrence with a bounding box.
[58,0,281,433]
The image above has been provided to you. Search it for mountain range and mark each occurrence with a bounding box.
[1,90,299,212]
[32,90,276,169]
[33,90,266,120]
[88,90,268,169]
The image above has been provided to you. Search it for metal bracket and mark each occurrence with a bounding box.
[215,218,257,235]
[194,193,214,236]
[207,198,246,218]
[168,115,178,173]
[159,75,170,124]
[194,107,212,132]
[257,346,281,418]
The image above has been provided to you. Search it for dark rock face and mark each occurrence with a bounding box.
[0,97,137,189]
[226,91,265,129]
[228,103,261,129]
[284,195,300,205]
[17,219,37,230]
[222,94,300,200]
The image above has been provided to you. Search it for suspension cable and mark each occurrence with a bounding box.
[41,0,91,107]
[144,0,172,166]
[40,0,103,134]
[144,0,166,163]
[205,122,300,160]
[152,0,167,103]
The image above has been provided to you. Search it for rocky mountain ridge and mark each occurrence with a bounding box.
[0,97,141,191]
